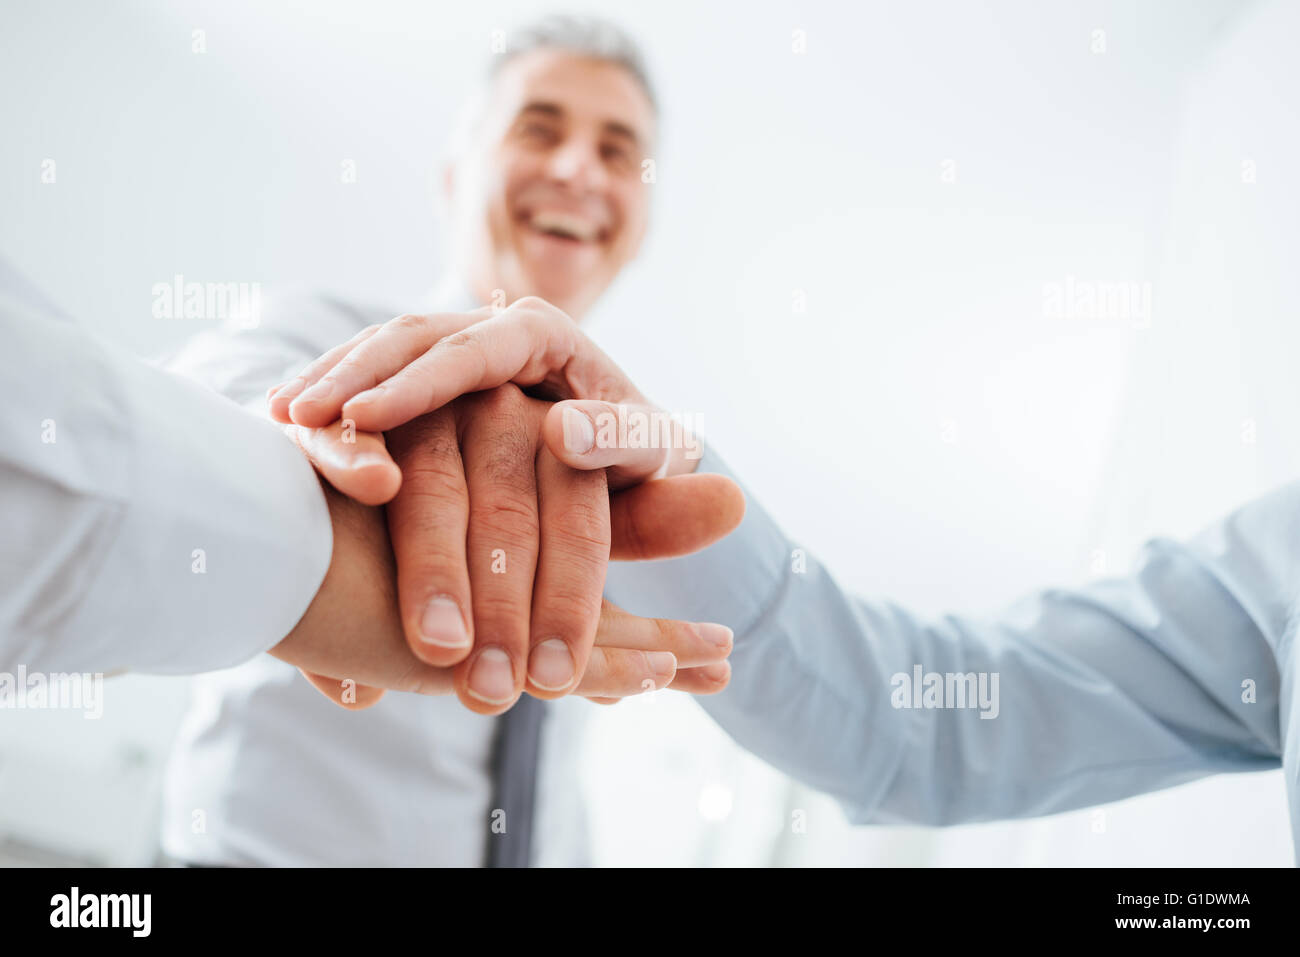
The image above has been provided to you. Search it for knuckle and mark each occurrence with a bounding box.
[516,295,571,324]
[548,514,611,558]
[400,458,466,497]
[390,656,430,695]
[587,652,628,689]
[390,312,430,333]
[534,585,603,631]
[477,432,537,491]
[521,299,564,338]
[393,488,466,543]
[512,295,550,314]
[387,408,454,452]
[563,491,609,532]
[588,372,630,402]
[707,668,731,686]
[391,423,460,469]
[471,381,527,415]
[653,617,684,650]
[470,497,540,539]
[402,546,469,585]
[437,328,478,353]
[539,548,607,592]
[328,353,367,384]
[636,650,659,676]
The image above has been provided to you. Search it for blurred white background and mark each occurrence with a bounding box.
[1,0,1295,865]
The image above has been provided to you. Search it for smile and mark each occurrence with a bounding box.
[523,209,607,243]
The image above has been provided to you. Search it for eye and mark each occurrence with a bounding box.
[600,141,634,171]
[517,121,559,145]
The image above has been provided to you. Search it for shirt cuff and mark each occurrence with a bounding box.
[602,442,789,637]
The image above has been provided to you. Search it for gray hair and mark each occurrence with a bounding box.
[489,15,657,112]
[439,13,658,203]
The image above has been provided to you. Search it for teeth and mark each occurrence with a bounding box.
[530,210,599,242]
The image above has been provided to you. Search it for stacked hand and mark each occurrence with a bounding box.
[266,299,742,714]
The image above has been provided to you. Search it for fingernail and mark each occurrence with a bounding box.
[562,406,596,455]
[701,660,731,682]
[274,376,308,402]
[528,639,575,691]
[420,596,470,648]
[467,647,516,705]
[646,651,676,678]
[353,453,392,470]
[695,623,733,648]
[351,387,381,405]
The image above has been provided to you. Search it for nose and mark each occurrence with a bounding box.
[545,135,607,192]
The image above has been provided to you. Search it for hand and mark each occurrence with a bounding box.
[267,297,696,489]
[270,476,738,711]
[276,385,744,713]
[381,386,738,713]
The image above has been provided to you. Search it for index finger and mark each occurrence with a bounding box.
[340,299,630,432]
[285,307,496,428]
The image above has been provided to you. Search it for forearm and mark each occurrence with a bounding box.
[607,445,1286,826]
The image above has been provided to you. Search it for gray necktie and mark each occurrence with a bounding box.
[486,694,547,867]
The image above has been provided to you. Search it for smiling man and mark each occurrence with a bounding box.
[159,16,682,867]
[447,34,654,318]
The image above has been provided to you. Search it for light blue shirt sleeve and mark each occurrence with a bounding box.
[603,444,1291,840]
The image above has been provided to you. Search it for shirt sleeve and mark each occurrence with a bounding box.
[0,290,333,676]
[602,443,1287,827]
[163,290,383,412]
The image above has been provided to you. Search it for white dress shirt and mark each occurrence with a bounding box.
[0,260,332,677]
[159,289,592,866]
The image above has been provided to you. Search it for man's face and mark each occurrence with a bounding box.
[451,50,655,319]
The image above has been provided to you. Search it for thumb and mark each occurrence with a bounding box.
[543,400,701,489]
[608,473,745,561]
